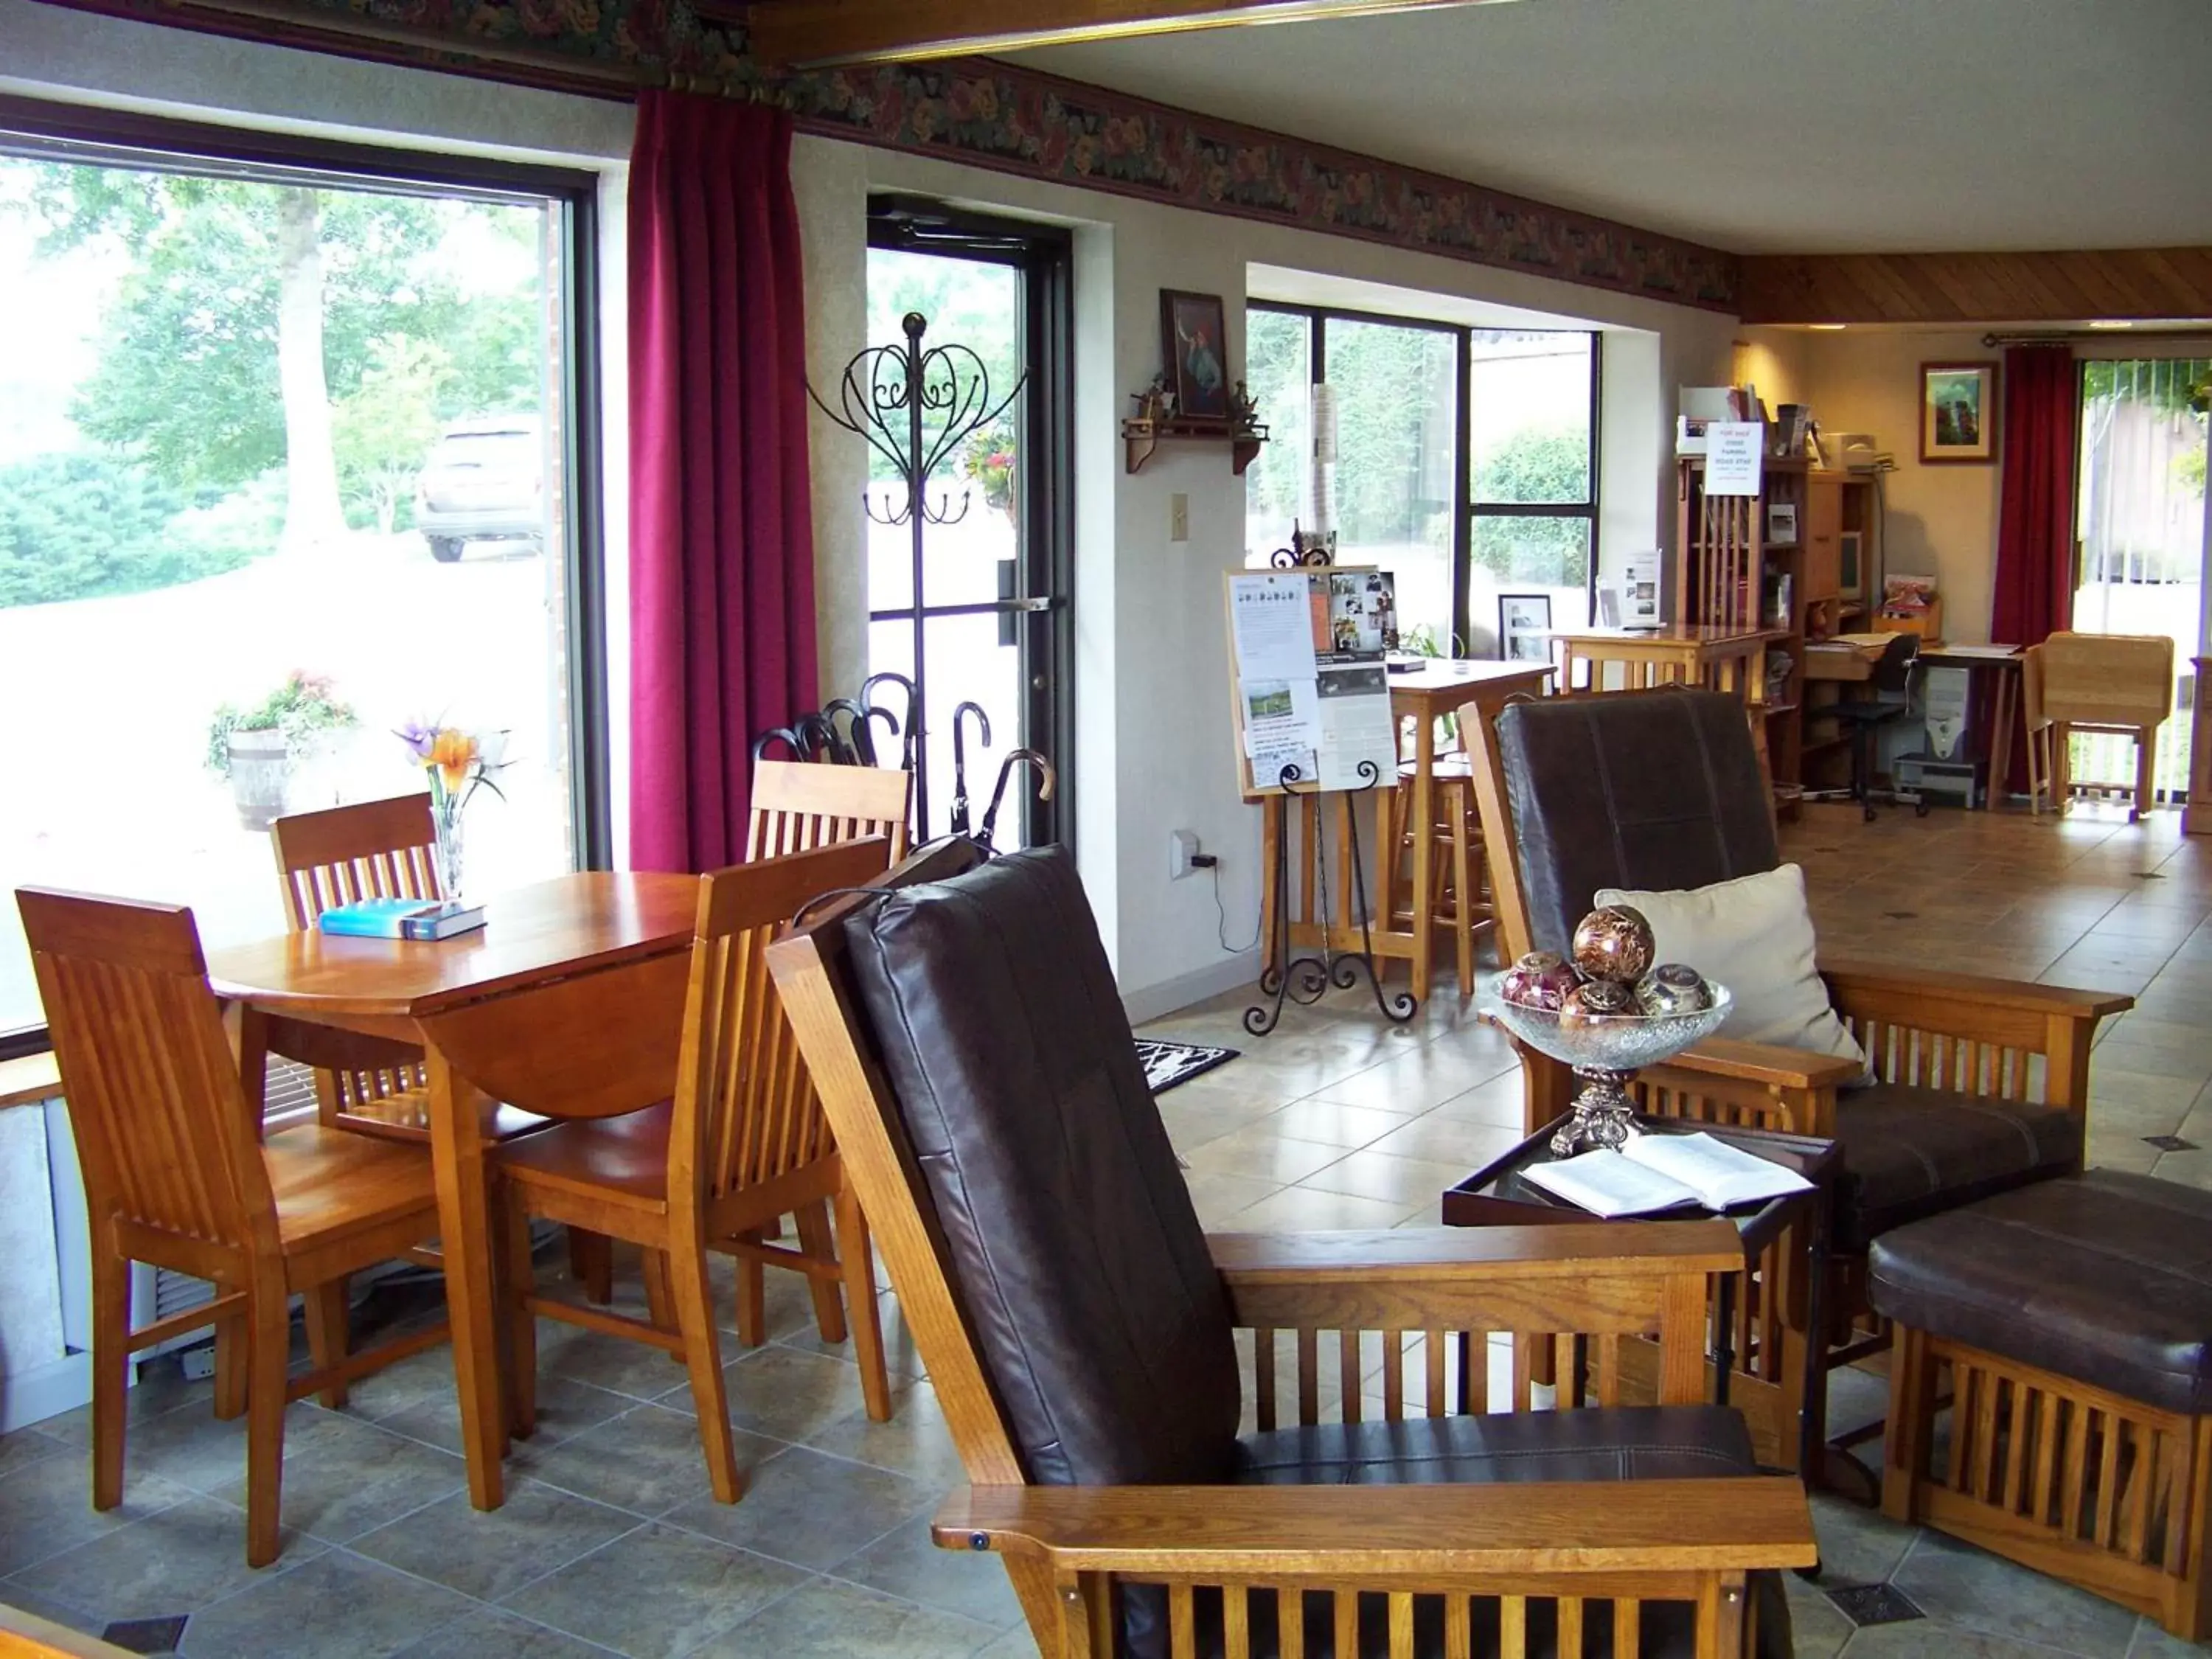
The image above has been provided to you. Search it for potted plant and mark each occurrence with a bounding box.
[206,672,360,829]
[961,414,1018,529]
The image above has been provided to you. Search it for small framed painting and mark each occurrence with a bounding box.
[1161,290,1231,425]
[1919,361,1999,465]
[1498,593,1553,663]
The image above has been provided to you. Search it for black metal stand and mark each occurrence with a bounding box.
[807,312,1023,843]
[1245,760,1418,1036]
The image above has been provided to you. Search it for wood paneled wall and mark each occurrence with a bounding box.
[1740,248,2212,326]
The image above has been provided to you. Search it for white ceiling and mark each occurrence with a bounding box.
[1021,0,2212,255]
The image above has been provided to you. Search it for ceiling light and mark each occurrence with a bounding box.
[1807,323,1847,331]
[2088,320,2135,330]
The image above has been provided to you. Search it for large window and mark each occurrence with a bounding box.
[1245,304,1599,655]
[0,110,605,1049]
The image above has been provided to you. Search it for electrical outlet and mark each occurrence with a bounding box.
[1169,493,1190,543]
[1169,829,1200,880]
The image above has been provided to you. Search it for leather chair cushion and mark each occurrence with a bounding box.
[1492,691,1780,958]
[1868,1171,2212,1416]
[1832,1085,2082,1253]
[841,846,1242,1487]
[1121,1409,1781,1659]
[1234,1404,1758,1485]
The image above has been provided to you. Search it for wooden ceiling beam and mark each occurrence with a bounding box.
[741,0,1513,70]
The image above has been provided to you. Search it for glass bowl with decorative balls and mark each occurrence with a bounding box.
[1484,924,1731,1155]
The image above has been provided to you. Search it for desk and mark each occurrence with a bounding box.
[1262,661,1552,1006]
[1802,644,2023,810]
[207,871,698,1511]
[1554,625,1784,702]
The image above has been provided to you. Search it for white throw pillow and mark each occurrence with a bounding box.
[1595,863,1865,1067]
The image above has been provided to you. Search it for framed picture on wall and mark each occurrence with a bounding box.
[1161,290,1231,425]
[1919,361,1999,465]
[1498,594,1553,664]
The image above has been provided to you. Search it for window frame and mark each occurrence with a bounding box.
[0,99,612,1058]
[1248,299,1602,653]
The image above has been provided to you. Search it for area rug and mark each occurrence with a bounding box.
[1135,1037,1238,1095]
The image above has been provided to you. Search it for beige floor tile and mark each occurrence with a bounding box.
[1246,1098,1417,1150]
[1220,1185,1424,1232]
[1362,1112,1527,1171]
[1298,1149,1472,1208]
[1306,1040,1518,1114]
[1180,1169,1289,1230]
[1181,1126,1349,1184]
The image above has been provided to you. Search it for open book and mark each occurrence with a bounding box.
[1523,1132,1812,1219]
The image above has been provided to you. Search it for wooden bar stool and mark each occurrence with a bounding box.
[1382,757,1491,996]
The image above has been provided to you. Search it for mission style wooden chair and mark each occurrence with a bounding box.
[497,838,897,1503]
[1461,688,2130,1479]
[271,794,616,1302]
[748,759,911,863]
[19,888,449,1567]
[768,839,1815,1659]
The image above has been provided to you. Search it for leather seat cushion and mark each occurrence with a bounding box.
[1234,1404,1758,1485]
[1832,1084,2081,1253]
[1121,1409,1782,1659]
[1868,1171,2212,1416]
[841,846,1243,1488]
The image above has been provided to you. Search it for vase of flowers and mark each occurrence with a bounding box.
[206,672,360,830]
[397,720,504,902]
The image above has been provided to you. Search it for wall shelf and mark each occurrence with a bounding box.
[1122,418,1267,477]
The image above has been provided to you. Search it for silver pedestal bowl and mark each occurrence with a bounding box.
[1481,979,1735,1155]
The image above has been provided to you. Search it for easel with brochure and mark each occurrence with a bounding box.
[1225,568,1416,1034]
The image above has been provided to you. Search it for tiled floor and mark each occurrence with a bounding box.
[1,801,2207,1658]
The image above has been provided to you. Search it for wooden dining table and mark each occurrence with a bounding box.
[205,871,700,1511]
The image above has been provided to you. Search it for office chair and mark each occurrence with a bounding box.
[1816,633,1927,821]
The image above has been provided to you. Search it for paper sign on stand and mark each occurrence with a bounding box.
[1705,421,1765,496]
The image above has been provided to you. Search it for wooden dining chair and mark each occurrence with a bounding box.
[270,795,614,1302]
[17,887,449,1567]
[747,759,911,862]
[496,837,899,1502]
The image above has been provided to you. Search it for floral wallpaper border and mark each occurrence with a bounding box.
[30,0,1739,313]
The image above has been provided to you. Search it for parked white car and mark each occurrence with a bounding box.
[415,414,544,563]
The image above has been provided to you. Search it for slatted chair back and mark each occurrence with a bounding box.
[747,760,911,863]
[271,794,441,928]
[673,838,898,1217]
[18,888,276,1267]
[269,796,443,1126]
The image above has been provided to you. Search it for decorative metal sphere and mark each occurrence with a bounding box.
[1571,905,1656,984]
[1635,962,1713,1016]
[1500,950,1581,1012]
[1558,978,1638,1030]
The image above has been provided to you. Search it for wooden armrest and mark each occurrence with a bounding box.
[1208,1224,1744,1286]
[1820,961,2132,1021]
[934,1479,1818,1576]
[1660,1038,1861,1091]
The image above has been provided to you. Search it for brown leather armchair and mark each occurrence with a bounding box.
[770,838,1813,1659]
[1462,689,2131,1477]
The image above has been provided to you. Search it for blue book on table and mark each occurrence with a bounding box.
[319,897,485,942]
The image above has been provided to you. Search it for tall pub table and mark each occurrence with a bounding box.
[1554,622,1786,700]
[1263,659,1554,1004]
[207,871,700,1510]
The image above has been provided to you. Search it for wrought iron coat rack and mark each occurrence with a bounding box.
[807,311,1023,841]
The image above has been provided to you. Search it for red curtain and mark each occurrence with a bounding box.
[1990,344,2079,647]
[1987,344,2078,792]
[628,91,818,872]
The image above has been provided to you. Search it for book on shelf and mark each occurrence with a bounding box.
[319,897,486,942]
[1522,1131,1813,1219]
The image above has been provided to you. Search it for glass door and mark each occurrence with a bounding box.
[2073,357,2210,801]
[864,204,1071,849]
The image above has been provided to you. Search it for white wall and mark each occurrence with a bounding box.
[794,142,1740,1012]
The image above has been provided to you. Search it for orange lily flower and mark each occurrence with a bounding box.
[427,727,479,797]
